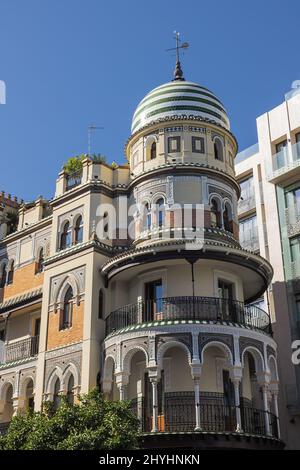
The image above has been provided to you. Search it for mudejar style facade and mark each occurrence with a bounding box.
[0,62,284,449]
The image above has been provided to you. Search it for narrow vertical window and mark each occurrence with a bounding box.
[103,212,109,238]
[150,141,157,160]
[214,138,223,161]
[143,203,151,230]
[7,261,14,285]
[37,248,44,273]
[223,203,233,233]
[61,286,73,330]
[0,264,7,288]
[74,216,83,244]
[210,198,221,228]
[156,198,165,228]
[53,378,61,411]
[99,289,104,319]
[67,375,75,405]
[60,221,71,250]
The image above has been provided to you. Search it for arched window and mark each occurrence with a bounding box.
[210,198,221,228]
[53,378,61,411]
[98,289,104,319]
[74,216,83,244]
[223,203,233,233]
[36,248,44,274]
[156,198,165,228]
[0,264,7,288]
[150,142,157,160]
[143,203,151,231]
[61,286,73,330]
[103,212,109,238]
[214,138,223,161]
[26,379,34,412]
[60,221,71,250]
[67,375,74,405]
[96,372,101,393]
[7,261,14,285]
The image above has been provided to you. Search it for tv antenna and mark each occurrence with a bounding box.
[88,124,104,156]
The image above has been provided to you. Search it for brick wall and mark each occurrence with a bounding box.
[3,262,44,300]
[46,301,84,350]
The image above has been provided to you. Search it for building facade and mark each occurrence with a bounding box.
[0,63,283,449]
[236,85,300,449]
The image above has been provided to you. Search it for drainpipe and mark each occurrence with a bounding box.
[266,289,273,336]
[186,256,199,320]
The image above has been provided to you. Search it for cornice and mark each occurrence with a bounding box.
[51,180,129,208]
[124,115,239,157]
[104,322,277,349]
[0,215,52,247]
[0,287,43,315]
[128,163,241,197]
[43,239,127,267]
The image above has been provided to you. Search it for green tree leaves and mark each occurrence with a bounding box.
[0,390,139,450]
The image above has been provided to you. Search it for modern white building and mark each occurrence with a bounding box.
[236,83,300,449]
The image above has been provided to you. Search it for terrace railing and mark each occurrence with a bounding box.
[106,296,272,336]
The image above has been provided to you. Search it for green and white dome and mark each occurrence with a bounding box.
[131,80,230,134]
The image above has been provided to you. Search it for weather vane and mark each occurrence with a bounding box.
[166,31,189,81]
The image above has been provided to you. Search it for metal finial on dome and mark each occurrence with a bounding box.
[174,59,184,81]
[166,31,189,81]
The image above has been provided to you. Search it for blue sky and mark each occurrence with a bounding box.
[0,0,299,201]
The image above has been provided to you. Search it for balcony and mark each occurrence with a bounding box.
[239,229,260,252]
[0,336,39,365]
[285,206,300,237]
[131,392,279,439]
[66,171,82,191]
[105,296,272,336]
[267,142,300,184]
[238,195,256,215]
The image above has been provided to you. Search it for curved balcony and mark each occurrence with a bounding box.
[105,296,272,336]
[131,392,279,439]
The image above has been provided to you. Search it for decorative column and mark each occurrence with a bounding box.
[0,400,5,423]
[232,378,242,432]
[118,384,126,401]
[115,371,129,401]
[194,378,201,431]
[191,363,202,431]
[150,378,158,433]
[230,366,243,433]
[270,384,280,439]
[12,396,20,416]
[261,383,271,436]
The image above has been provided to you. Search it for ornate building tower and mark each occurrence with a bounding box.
[101,60,282,449]
[0,50,284,450]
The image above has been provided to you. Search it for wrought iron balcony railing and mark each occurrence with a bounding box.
[238,195,256,214]
[285,206,300,237]
[267,142,300,181]
[131,392,279,438]
[105,296,272,336]
[0,335,39,364]
[239,230,260,252]
[66,171,82,191]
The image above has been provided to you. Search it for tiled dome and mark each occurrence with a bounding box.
[131,80,230,134]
